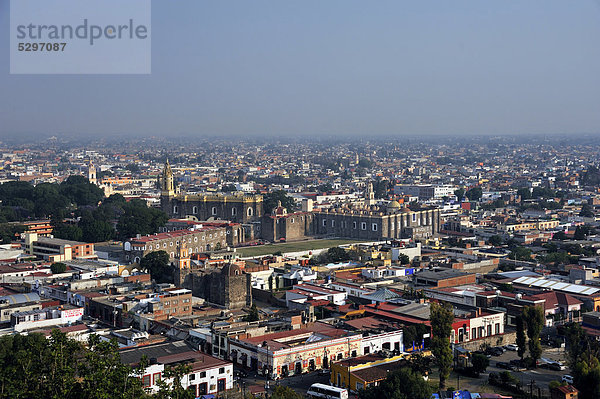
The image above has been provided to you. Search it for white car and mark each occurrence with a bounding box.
[504,344,518,351]
[562,375,574,384]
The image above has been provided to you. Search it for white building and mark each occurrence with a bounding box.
[11,305,84,332]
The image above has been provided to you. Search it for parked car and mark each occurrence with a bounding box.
[496,361,515,370]
[486,347,504,357]
[510,359,525,370]
[504,344,519,351]
[549,362,567,371]
[562,375,574,384]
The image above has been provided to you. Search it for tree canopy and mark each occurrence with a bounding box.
[358,367,432,399]
[0,330,148,399]
[465,187,483,201]
[50,262,67,274]
[116,199,168,240]
[263,190,296,214]
[139,251,172,284]
[430,302,454,390]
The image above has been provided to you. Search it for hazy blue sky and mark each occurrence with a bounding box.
[1,0,600,138]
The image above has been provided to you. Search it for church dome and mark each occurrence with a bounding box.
[387,200,402,209]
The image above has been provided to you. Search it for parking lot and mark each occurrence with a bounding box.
[486,346,570,389]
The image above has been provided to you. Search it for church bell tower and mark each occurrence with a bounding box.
[161,159,175,198]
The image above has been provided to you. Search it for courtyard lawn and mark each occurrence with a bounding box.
[236,239,369,258]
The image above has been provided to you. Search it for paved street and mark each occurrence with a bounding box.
[485,347,570,389]
[235,368,330,396]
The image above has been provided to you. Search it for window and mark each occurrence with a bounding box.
[232,208,237,216]
[390,222,394,230]
[331,220,335,227]
[372,223,377,231]
[323,219,327,227]
[361,222,367,230]
[189,373,195,381]
[219,367,225,374]
[495,323,500,335]
[173,205,178,214]
[200,372,206,378]
[194,237,198,242]
[153,373,161,385]
[164,301,170,306]
[247,208,253,217]
[290,218,294,223]
[163,243,167,248]
[142,375,151,387]
[471,328,476,339]
[212,207,217,215]
[353,221,357,229]
[170,242,174,247]
[192,206,198,214]
[412,214,416,222]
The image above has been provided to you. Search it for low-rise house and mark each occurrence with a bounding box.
[120,341,234,396]
[228,322,362,378]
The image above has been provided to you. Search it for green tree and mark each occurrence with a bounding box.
[454,188,465,200]
[155,363,194,399]
[563,323,600,398]
[263,190,296,214]
[59,175,105,207]
[116,199,168,240]
[244,304,259,322]
[574,226,594,240]
[139,251,172,283]
[508,246,532,261]
[79,210,115,243]
[523,306,545,365]
[0,223,25,244]
[430,302,454,390]
[53,223,84,242]
[358,367,432,399]
[553,231,567,241]
[373,179,390,199]
[489,235,503,247]
[517,187,532,200]
[465,187,483,201]
[125,163,141,174]
[580,203,595,218]
[471,353,490,376]
[78,334,148,399]
[325,247,350,263]
[358,159,373,168]
[271,386,303,399]
[516,314,527,360]
[50,262,67,274]
[399,254,410,265]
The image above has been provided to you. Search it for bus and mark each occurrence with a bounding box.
[306,383,348,399]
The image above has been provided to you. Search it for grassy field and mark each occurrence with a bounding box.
[236,239,368,258]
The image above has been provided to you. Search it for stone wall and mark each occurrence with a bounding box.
[456,331,517,352]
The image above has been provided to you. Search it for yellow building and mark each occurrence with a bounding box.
[330,354,404,391]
